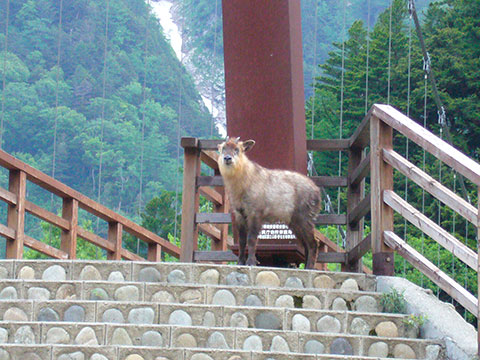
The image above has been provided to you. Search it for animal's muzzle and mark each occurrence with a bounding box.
[223,155,233,165]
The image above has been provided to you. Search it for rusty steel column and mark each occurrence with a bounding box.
[222,0,307,173]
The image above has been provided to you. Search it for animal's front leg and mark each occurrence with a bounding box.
[237,222,247,265]
[246,220,261,266]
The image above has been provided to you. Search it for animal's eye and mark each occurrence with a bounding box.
[234,149,239,154]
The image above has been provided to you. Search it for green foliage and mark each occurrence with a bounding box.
[24,220,105,260]
[380,288,408,314]
[402,314,427,329]
[0,0,214,224]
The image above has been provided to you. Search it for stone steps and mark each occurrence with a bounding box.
[0,260,444,359]
[0,322,441,358]
[0,298,418,337]
[0,344,412,360]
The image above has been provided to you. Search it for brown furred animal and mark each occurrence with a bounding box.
[218,137,321,269]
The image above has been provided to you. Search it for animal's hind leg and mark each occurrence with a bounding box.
[246,220,261,266]
[292,221,318,269]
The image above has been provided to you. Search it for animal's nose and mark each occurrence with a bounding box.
[224,155,232,164]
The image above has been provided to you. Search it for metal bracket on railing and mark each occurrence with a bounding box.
[437,106,446,126]
[423,52,431,78]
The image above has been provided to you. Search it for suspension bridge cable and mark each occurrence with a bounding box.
[310,0,319,139]
[173,15,186,244]
[403,0,414,276]
[96,0,110,244]
[364,0,370,115]
[409,0,470,205]
[210,0,219,139]
[137,0,151,255]
[337,0,347,254]
[0,0,10,149]
[387,0,393,105]
[52,0,64,182]
[420,62,428,288]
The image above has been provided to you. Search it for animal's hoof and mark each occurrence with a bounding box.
[246,258,257,266]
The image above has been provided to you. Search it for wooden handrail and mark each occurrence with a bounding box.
[370,104,480,355]
[0,149,180,260]
[372,104,480,186]
[384,190,477,270]
[383,148,477,225]
[384,231,477,315]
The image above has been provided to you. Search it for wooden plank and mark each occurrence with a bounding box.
[384,230,477,315]
[198,139,223,150]
[0,150,180,257]
[0,223,15,240]
[24,234,68,260]
[349,155,370,188]
[107,222,122,260]
[25,201,70,230]
[315,214,347,225]
[6,170,26,259]
[200,150,219,169]
[197,176,224,187]
[180,137,199,148]
[77,227,115,252]
[0,187,16,205]
[196,213,232,224]
[316,252,346,263]
[314,229,343,252]
[345,147,365,272]
[180,147,201,262]
[384,190,477,270]
[373,104,480,186]
[198,223,222,241]
[194,250,238,262]
[310,176,348,188]
[122,249,145,261]
[60,198,78,259]
[349,108,372,149]
[370,114,394,276]
[383,148,477,226]
[306,139,350,152]
[147,243,162,262]
[347,234,371,264]
[199,186,223,205]
[348,195,371,226]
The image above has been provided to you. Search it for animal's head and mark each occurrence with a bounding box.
[217,137,255,173]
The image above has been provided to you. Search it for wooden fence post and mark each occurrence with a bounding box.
[147,243,162,262]
[6,170,26,259]
[107,221,122,260]
[346,147,364,272]
[180,137,200,262]
[211,168,229,253]
[60,198,78,259]
[370,115,395,275]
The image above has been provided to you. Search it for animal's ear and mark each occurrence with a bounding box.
[243,140,255,152]
[217,143,222,153]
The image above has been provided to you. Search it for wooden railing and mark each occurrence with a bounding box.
[0,150,180,261]
[368,104,479,354]
[179,126,372,270]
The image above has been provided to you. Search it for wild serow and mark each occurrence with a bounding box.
[217,137,321,269]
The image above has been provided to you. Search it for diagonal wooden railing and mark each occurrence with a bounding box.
[367,104,479,355]
[180,104,479,352]
[0,149,180,261]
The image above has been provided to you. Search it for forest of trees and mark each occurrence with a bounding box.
[0,0,214,223]
[306,0,479,321]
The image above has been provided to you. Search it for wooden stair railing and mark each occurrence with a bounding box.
[368,104,480,355]
[180,128,372,271]
[0,150,180,261]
